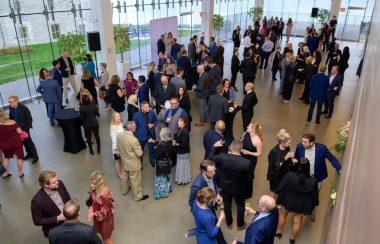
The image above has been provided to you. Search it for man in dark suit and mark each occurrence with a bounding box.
[177,49,192,90]
[240,82,258,131]
[188,37,197,66]
[203,120,227,159]
[153,75,176,114]
[193,65,210,126]
[213,39,225,76]
[31,171,71,238]
[189,160,227,244]
[231,48,240,90]
[271,46,282,81]
[208,85,228,129]
[209,140,251,230]
[48,199,102,244]
[307,65,330,124]
[36,70,62,126]
[152,65,164,95]
[52,60,63,107]
[233,195,279,244]
[240,55,257,88]
[58,49,78,104]
[8,95,39,164]
[323,65,343,118]
[157,34,165,55]
[205,57,222,96]
[170,38,181,64]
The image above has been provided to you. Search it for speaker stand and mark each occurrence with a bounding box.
[94,51,100,80]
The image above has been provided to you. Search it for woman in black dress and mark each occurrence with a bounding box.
[107,75,125,113]
[80,94,100,155]
[222,79,239,145]
[81,68,99,105]
[241,122,263,199]
[267,129,296,198]
[300,56,317,104]
[177,85,191,131]
[282,55,296,102]
[275,157,319,244]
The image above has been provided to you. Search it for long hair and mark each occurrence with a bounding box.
[297,157,311,186]
[82,68,91,80]
[249,121,263,141]
[39,68,48,81]
[0,109,9,123]
[111,112,121,126]
[89,171,110,194]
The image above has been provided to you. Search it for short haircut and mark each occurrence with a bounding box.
[159,127,173,142]
[178,115,188,125]
[332,65,339,71]
[140,101,149,106]
[47,70,54,77]
[100,63,107,68]
[63,199,80,220]
[39,171,57,187]
[233,48,239,54]
[229,140,243,152]
[216,84,224,94]
[196,187,215,204]
[52,60,59,66]
[170,97,179,103]
[302,133,315,143]
[138,75,146,83]
[319,64,327,73]
[207,58,215,64]
[176,67,184,74]
[200,159,216,172]
[157,65,164,72]
[8,95,19,102]
[125,121,136,131]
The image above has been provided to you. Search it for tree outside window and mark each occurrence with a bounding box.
[51,24,61,39]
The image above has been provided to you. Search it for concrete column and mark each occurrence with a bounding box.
[201,0,214,44]
[89,0,117,76]
[330,0,342,20]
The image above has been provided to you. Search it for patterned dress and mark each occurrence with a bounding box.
[154,141,173,199]
[90,190,115,240]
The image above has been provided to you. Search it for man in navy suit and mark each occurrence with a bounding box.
[52,60,63,107]
[323,65,343,118]
[233,195,279,244]
[36,70,62,126]
[307,64,329,124]
[170,38,181,64]
[203,120,228,159]
[31,171,71,238]
[189,160,227,244]
[133,101,158,166]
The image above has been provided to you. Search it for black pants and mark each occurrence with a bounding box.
[84,125,100,151]
[231,70,238,88]
[221,192,245,227]
[272,65,279,79]
[301,79,311,102]
[242,113,253,132]
[283,81,295,101]
[323,92,336,117]
[259,51,271,69]
[23,129,38,158]
[211,207,228,244]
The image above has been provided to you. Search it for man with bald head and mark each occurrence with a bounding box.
[203,120,228,159]
[154,74,176,114]
[233,195,279,244]
[49,199,102,244]
[193,65,210,126]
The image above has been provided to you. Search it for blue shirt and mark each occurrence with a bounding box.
[9,107,19,122]
[262,40,274,52]
[192,201,219,244]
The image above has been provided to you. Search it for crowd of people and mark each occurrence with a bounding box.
[0,13,349,244]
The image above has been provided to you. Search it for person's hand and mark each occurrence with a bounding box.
[192,85,196,90]
[65,68,70,71]
[148,138,155,143]
[232,237,239,244]
[334,87,338,91]
[216,194,223,205]
[218,210,225,221]
[213,140,223,148]
[87,207,94,221]
[172,140,176,146]
[148,123,154,129]
[245,206,256,215]
[241,149,250,155]
[166,117,171,123]
[57,212,65,221]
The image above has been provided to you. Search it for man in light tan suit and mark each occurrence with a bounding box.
[117,121,149,201]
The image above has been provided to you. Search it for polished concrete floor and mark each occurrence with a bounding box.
[0,37,363,244]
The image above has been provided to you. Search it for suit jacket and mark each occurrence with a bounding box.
[133,110,157,141]
[79,103,99,128]
[208,94,228,123]
[57,56,75,78]
[213,46,225,67]
[209,148,250,196]
[188,42,197,65]
[194,72,210,99]
[271,51,281,71]
[170,43,181,59]
[157,39,165,54]
[203,129,227,159]
[309,73,329,100]
[154,82,176,107]
[52,67,63,88]
[177,55,192,82]
[241,91,258,119]
[31,180,71,237]
[208,65,222,95]
[244,208,279,244]
[48,221,102,244]
[240,57,256,78]
[9,103,33,131]
[117,131,143,171]
[188,173,219,208]
[327,73,343,96]
[37,78,62,103]
[137,83,150,104]
[152,72,163,93]
[294,143,341,182]
[231,54,240,73]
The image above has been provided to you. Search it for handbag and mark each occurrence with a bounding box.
[85,196,92,207]
[19,131,29,141]
[98,89,105,100]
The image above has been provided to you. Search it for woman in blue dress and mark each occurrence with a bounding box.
[83,53,97,78]
[192,187,225,244]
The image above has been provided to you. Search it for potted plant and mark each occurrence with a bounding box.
[248,7,264,23]
[113,24,132,79]
[316,8,330,23]
[213,14,224,37]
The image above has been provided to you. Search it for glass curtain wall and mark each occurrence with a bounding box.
[0,0,91,106]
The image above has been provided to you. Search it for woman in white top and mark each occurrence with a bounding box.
[286,18,293,43]
[99,63,111,110]
[110,112,124,179]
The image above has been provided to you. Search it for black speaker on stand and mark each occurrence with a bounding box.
[311,8,319,18]
[87,32,101,79]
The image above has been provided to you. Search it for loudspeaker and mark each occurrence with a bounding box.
[87,32,101,51]
[311,8,319,18]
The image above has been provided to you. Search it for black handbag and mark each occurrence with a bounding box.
[85,196,92,207]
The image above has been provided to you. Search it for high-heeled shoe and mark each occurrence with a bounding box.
[290,238,296,244]
[2,173,12,179]
[19,173,25,178]
[275,233,282,239]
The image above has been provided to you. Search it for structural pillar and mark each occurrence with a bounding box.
[330,0,342,20]
[89,0,117,76]
[201,0,214,44]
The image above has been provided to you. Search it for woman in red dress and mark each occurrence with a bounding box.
[87,170,115,244]
[0,109,24,178]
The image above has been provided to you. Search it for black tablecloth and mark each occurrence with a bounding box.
[54,108,86,154]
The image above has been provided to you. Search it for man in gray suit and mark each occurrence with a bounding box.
[36,70,62,126]
[193,65,210,127]
[49,199,102,244]
[208,84,229,130]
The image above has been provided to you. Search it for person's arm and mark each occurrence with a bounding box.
[36,84,43,94]
[117,88,124,98]
[242,139,262,157]
[24,106,33,130]
[133,138,144,158]
[31,198,62,226]
[91,192,114,222]
[204,212,223,238]
[324,145,342,173]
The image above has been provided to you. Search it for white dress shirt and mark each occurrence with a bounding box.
[304,144,316,176]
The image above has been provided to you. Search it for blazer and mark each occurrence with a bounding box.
[207,94,228,123]
[188,173,220,208]
[170,43,181,59]
[177,56,192,80]
[154,82,177,107]
[133,110,157,141]
[79,103,99,128]
[241,91,258,119]
[178,95,191,114]
[117,131,143,171]
[31,180,71,237]
[209,148,250,196]
[327,73,343,96]
[188,42,197,65]
[137,83,150,104]
[309,73,329,100]
[213,46,225,67]
[231,54,240,73]
[48,221,102,244]
[9,103,33,131]
[52,67,63,88]
[243,208,279,244]
[271,51,281,71]
[208,65,222,95]
[294,142,341,182]
[152,72,163,93]
[157,38,165,54]
[174,126,190,154]
[194,72,210,99]
[37,78,62,103]
[203,129,227,159]
[240,57,256,78]
[57,56,75,78]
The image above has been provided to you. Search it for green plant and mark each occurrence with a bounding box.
[316,8,330,23]
[213,14,224,33]
[58,32,86,64]
[113,25,131,62]
[248,7,263,22]
[333,120,351,153]
[0,46,33,56]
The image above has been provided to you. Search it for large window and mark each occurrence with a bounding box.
[51,24,61,39]
[18,26,29,39]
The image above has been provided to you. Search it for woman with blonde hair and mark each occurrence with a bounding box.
[81,68,99,105]
[267,129,296,198]
[146,61,156,95]
[241,121,263,199]
[87,170,115,244]
[110,112,124,179]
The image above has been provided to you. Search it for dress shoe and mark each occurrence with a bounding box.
[138,195,149,201]
[2,173,12,179]
[315,121,320,125]
[89,149,94,155]
[237,223,247,231]
[306,119,311,123]
[226,224,233,230]
[32,158,39,164]
[321,111,327,115]
[275,233,282,239]
[19,173,25,178]
[325,115,332,119]
[23,154,33,160]
[97,146,101,154]
[65,99,69,104]
[290,238,296,244]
